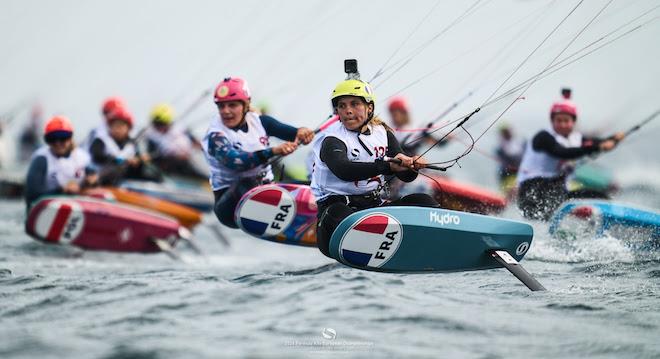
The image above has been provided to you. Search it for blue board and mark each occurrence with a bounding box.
[328,206,534,273]
[549,200,660,250]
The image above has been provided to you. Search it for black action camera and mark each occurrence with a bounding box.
[344,59,358,74]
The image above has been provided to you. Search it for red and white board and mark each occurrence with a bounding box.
[25,196,187,253]
[426,175,507,214]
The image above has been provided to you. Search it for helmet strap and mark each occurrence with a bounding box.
[239,100,251,124]
[359,103,375,134]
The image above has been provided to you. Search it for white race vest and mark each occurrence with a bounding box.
[517,128,583,184]
[499,138,525,160]
[88,126,136,166]
[202,112,273,191]
[144,125,194,157]
[31,146,91,192]
[311,122,389,201]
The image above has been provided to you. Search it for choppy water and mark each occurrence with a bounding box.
[1,185,659,359]
[2,1,660,356]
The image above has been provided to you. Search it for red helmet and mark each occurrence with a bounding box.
[44,115,74,142]
[107,107,134,128]
[102,96,126,116]
[388,96,408,113]
[550,100,577,119]
[214,77,251,104]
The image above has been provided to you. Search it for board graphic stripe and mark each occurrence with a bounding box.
[353,215,389,234]
[45,204,72,242]
[342,249,372,266]
[249,189,282,206]
[240,217,269,236]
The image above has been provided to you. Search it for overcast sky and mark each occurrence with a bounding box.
[1,0,658,181]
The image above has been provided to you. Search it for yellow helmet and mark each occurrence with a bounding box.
[331,79,376,107]
[150,103,175,125]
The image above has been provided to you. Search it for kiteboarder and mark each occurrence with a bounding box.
[25,116,98,209]
[385,96,444,199]
[88,102,162,185]
[203,77,314,228]
[495,123,525,199]
[312,78,438,258]
[387,96,444,155]
[144,103,207,180]
[516,98,625,220]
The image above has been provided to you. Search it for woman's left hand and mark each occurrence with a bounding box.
[390,153,414,172]
[296,127,314,145]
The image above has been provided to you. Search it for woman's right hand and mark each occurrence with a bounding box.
[63,181,81,194]
[272,141,298,156]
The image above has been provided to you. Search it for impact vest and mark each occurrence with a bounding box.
[145,125,194,157]
[88,126,136,166]
[311,121,389,201]
[517,128,583,184]
[31,146,91,192]
[202,112,272,191]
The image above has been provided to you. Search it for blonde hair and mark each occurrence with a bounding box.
[361,115,392,134]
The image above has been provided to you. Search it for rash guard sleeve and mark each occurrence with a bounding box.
[319,130,418,183]
[259,115,298,142]
[25,156,61,205]
[320,136,389,181]
[206,132,274,171]
[532,130,599,159]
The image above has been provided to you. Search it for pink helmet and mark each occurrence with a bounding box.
[102,96,126,116]
[106,107,134,128]
[550,100,577,119]
[388,96,408,113]
[214,77,251,104]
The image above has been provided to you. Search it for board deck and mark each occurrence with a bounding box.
[83,187,203,228]
[121,180,213,212]
[328,206,533,272]
[26,196,187,253]
[549,200,660,250]
[235,183,317,247]
[425,175,507,214]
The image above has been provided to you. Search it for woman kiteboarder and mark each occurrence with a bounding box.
[311,75,438,258]
[203,77,314,228]
[516,97,625,220]
[25,116,98,209]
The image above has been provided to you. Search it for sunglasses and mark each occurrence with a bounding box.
[46,137,72,144]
